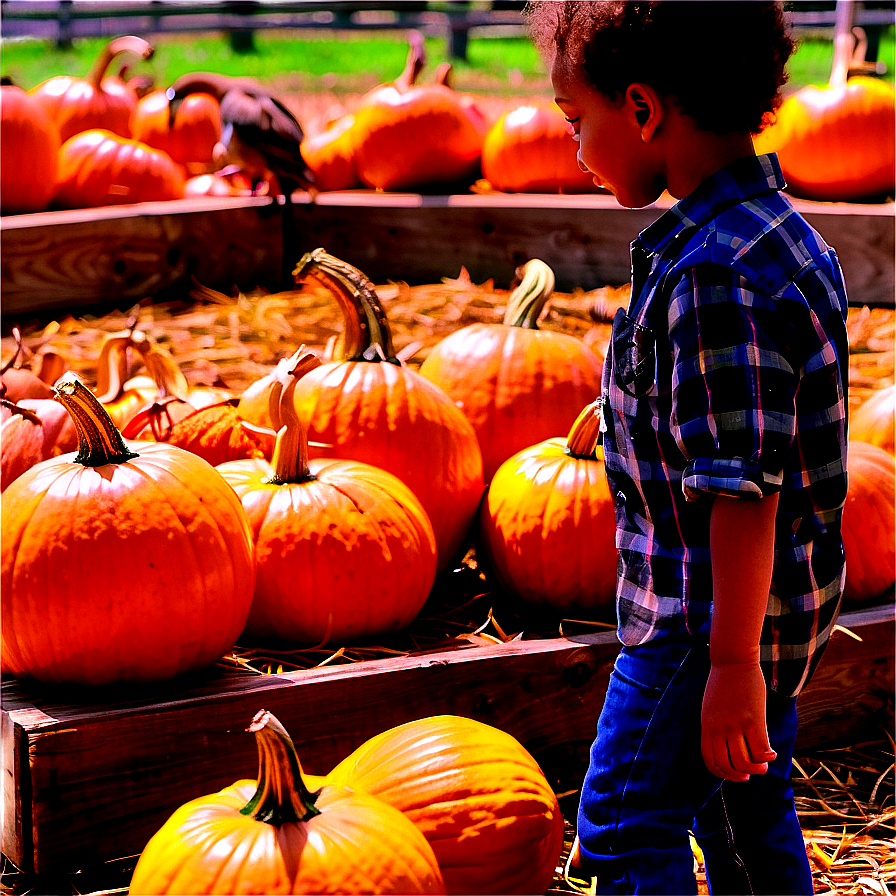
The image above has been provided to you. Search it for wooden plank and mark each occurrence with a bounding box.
[2,193,893,316]
[2,604,891,874]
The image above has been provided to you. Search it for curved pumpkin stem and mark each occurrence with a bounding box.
[85,35,154,90]
[395,29,426,92]
[829,1,855,88]
[433,61,453,88]
[54,371,139,467]
[501,259,556,329]
[566,399,603,460]
[1,326,24,376]
[241,710,321,825]
[292,248,398,363]
[267,351,321,484]
[0,398,42,426]
[94,328,189,403]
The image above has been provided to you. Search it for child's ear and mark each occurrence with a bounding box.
[626,84,662,142]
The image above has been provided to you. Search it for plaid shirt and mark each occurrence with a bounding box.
[602,153,849,697]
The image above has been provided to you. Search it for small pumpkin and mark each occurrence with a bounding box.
[481,104,604,194]
[0,84,61,214]
[129,710,445,895]
[55,129,185,209]
[130,88,222,166]
[841,439,895,603]
[322,714,565,895]
[218,352,438,645]
[285,249,484,571]
[419,259,603,481]
[479,400,618,617]
[300,108,363,192]
[30,35,154,142]
[849,385,895,456]
[1,397,77,490]
[1,372,256,686]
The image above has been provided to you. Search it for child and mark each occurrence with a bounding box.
[526,3,849,893]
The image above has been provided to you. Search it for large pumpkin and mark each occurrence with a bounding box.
[1,372,256,686]
[841,439,895,603]
[754,75,895,202]
[55,128,185,209]
[217,354,438,645]
[129,710,445,895]
[849,385,895,456]
[481,104,604,194]
[322,714,565,895]
[478,400,618,617]
[30,35,153,142]
[352,35,485,191]
[130,88,221,166]
[0,85,61,214]
[419,259,603,481]
[285,249,484,571]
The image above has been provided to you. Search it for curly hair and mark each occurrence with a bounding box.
[525,1,795,134]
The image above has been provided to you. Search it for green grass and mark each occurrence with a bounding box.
[1,26,893,95]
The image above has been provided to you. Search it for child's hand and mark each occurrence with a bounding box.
[700,662,777,782]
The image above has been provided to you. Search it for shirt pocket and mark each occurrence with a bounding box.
[612,306,657,398]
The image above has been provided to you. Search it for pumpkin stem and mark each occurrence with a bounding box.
[395,30,426,92]
[94,329,189,403]
[1,326,24,375]
[829,1,855,87]
[85,35,154,89]
[0,399,42,426]
[566,399,603,459]
[501,259,556,329]
[292,249,399,364]
[267,352,321,484]
[241,710,321,825]
[54,371,139,466]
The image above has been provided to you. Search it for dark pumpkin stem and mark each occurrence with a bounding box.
[292,248,398,363]
[501,259,556,329]
[566,399,603,459]
[86,35,154,89]
[0,399,42,426]
[53,372,139,466]
[241,710,321,825]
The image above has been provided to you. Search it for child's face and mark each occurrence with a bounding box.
[551,60,664,209]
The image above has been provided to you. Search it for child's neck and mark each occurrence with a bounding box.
[663,126,756,201]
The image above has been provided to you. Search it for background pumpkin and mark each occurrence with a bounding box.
[130,88,221,166]
[1,373,256,686]
[55,128,185,209]
[849,385,895,455]
[300,108,362,192]
[419,259,603,482]
[30,35,153,142]
[129,710,445,895]
[0,84,61,215]
[478,400,618,617]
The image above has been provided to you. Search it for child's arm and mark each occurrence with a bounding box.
[701,492,779,782]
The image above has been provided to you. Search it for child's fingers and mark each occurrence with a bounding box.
[728,733,771,776]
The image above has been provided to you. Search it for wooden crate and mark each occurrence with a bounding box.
[1,192,893,316]
[2,603,892,875]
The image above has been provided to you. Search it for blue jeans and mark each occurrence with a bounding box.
[576,628,814,895]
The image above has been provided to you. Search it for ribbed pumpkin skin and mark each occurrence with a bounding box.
[217,455,437,644]
[1,443,256,685]
[754,77,895,201]
[31,73,136,142]
[841,440,895,603]
[0,85,61,214]
[481,104,602,194]
[324,715,565,896]
[480,438,617,615]
[55,129,185,209]
[419,324,603,482]
[291,360,484,571]
[129,779,446,895]
[131,89,221,165]
[850,385,895,456]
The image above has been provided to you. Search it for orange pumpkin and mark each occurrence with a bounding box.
[323,714,565,896]
[1,398,77,490]
[420,259,603,481]
[130,89,221,165]
[300,109,362,192]
[218,353,437,645]
[482,104,604,194]
[30,35,153,142]
[55,129,185,209]
[287,249,484,571]
[850,385,895,455]
[0,85,61,214]
[129,710,445,895]
[1,373,256,686]
[754,75,895,202]
[479,400,618,617]
[352,36,485,191]
[841,439,895,603]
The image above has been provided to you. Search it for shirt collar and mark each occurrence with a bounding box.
[636,153,786,257]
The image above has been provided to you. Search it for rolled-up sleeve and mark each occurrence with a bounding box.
[668,263,798,502]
